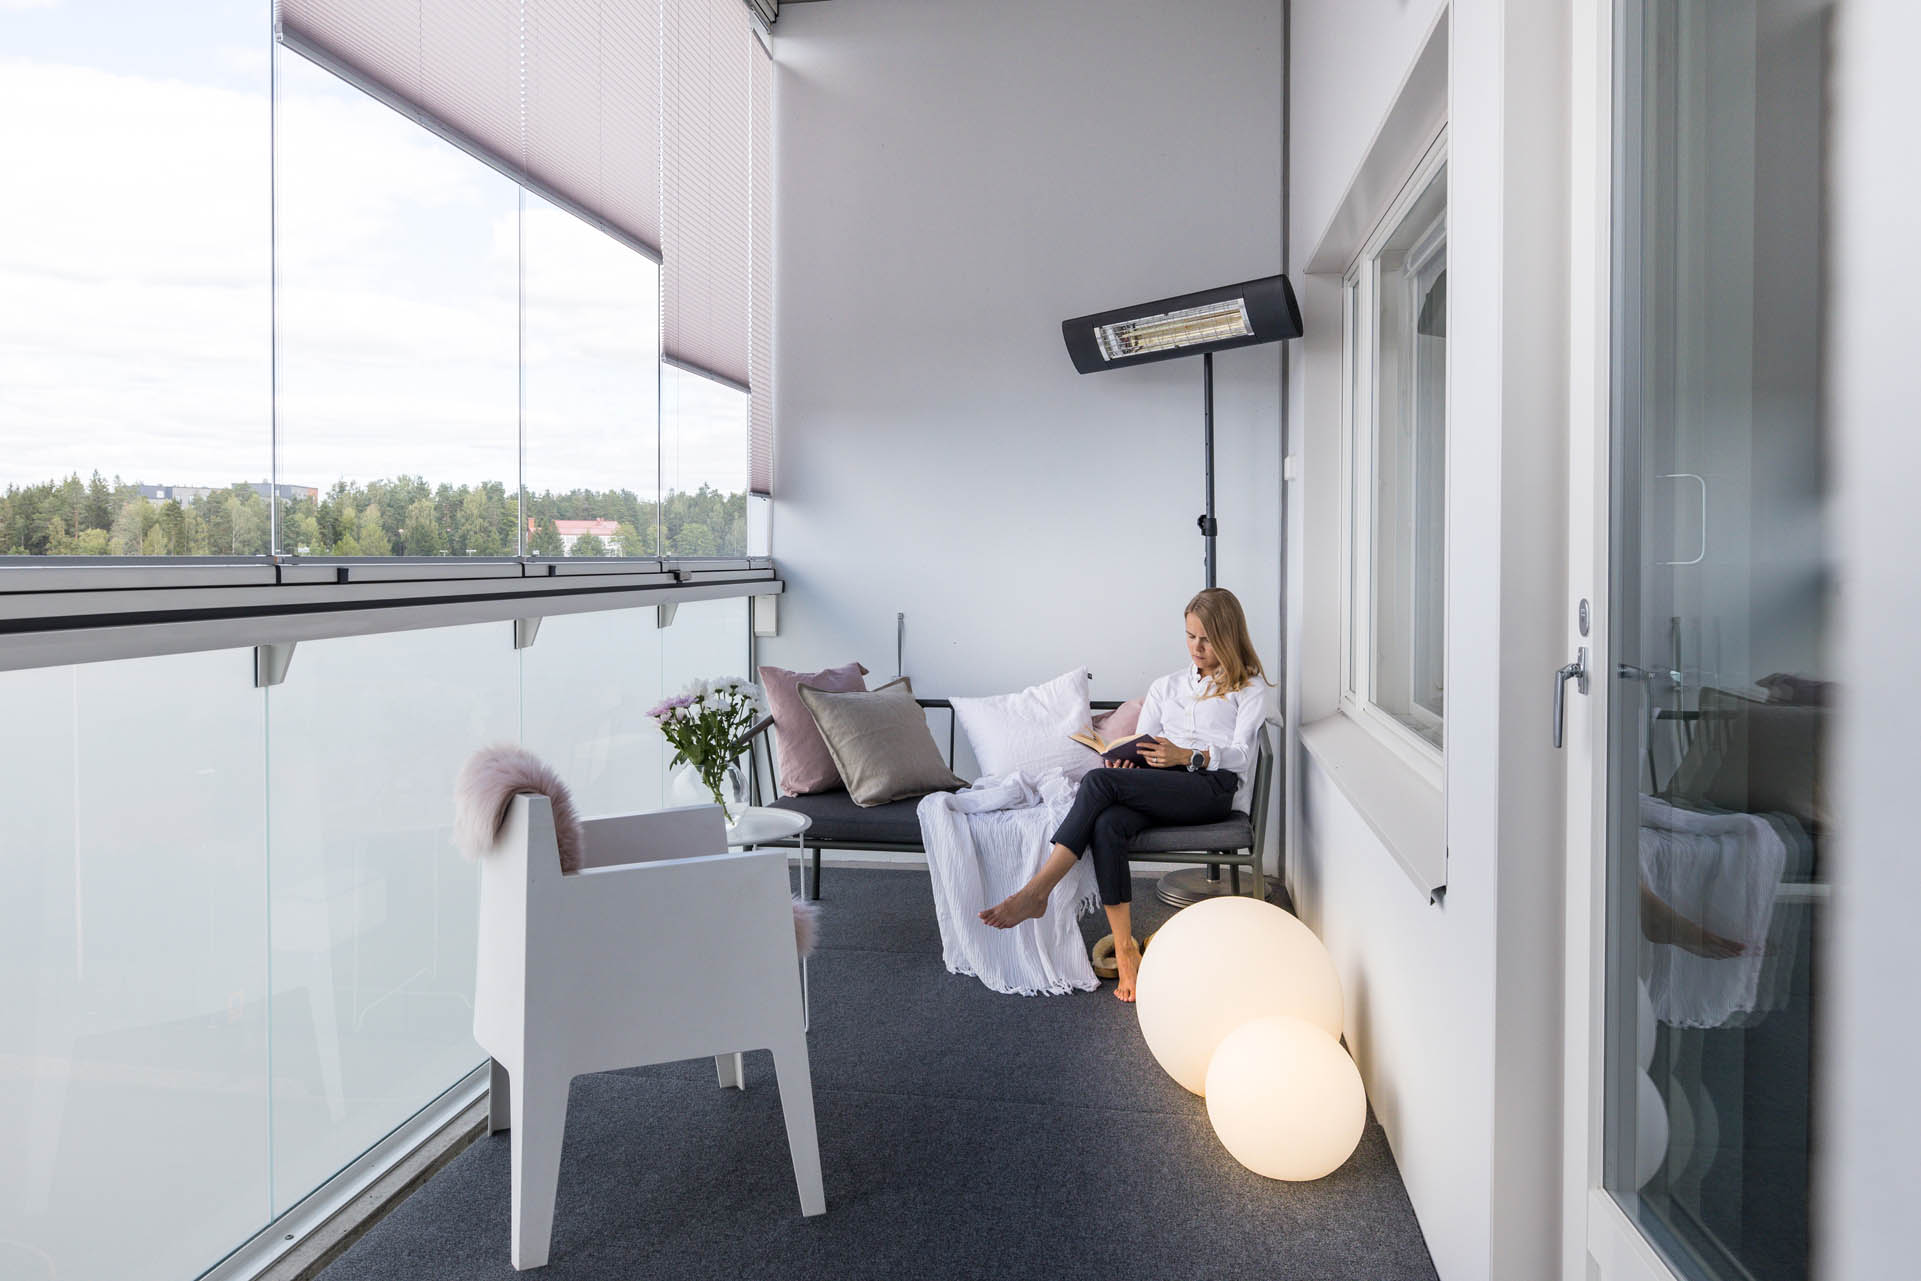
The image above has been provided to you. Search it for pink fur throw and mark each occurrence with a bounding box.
[454,745,585,874]
[453,744,820,956]
[791,895,820,959]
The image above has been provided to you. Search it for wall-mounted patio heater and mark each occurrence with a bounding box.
[1061,274,1302,588]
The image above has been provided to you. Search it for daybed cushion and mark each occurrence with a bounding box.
[951,667,1093,781]
[769,790,925,846]
[799,677,965,807]
[1128,813,1254,854]
[758,660,868,795]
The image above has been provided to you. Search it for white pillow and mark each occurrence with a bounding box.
[952,667,1095,782]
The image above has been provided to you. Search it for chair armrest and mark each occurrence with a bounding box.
[579,806,727,871]
[732,714,776,756]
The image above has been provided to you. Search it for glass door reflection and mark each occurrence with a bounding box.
[1605,3,1830,1280]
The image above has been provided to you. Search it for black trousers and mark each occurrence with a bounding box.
[1049,767,1239,906]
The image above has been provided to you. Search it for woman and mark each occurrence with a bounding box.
[980,587,1271,1001]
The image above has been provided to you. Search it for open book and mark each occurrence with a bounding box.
[1067,729,1177,769]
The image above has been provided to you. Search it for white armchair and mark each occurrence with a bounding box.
[473,796,824,1270]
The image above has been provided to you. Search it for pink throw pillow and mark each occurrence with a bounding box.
[1091,697,1144,741]
[758,661,869,795]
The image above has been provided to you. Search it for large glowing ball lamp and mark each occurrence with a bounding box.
[1204,1014,1367,1180]
[1134,897,1343,1094]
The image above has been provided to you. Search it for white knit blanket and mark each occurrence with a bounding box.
[1638,795,1788,1028]
[917,769,1102,996]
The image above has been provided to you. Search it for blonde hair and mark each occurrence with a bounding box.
[1184,587,1270,698]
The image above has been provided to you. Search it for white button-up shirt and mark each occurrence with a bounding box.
[1137,666,1268,811]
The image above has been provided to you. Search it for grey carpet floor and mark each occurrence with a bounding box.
[320,867,1439,1281]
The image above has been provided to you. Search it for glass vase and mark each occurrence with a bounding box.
[667,760,749,825]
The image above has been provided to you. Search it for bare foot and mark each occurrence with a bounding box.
[1113,936,1143,1002]
[979,885,1048,929]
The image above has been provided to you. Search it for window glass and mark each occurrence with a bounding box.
[522,190,661,559]
[1368,166,1447,748]
[273,48,519,557]
[0,0,271,556]
[660,365,748,557]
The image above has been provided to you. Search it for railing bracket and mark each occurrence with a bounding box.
[254,642,297,688]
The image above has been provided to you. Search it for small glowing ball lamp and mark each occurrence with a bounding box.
[1205,1014,1367,1181]
[1134,897,1343,1094]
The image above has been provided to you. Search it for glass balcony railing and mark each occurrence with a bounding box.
[0,595,749,1281]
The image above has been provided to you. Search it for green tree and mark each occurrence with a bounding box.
[110,498,150,555]
[287,511,322,555]
[231,490,272,555]
[673,520,716,557]
[356,504,392,556]
[530,515,563,557]
[614,521,646,558]
[569,531,606,558]
[402,498,445,555]
[183,506,211,555]
[83,472,114,531]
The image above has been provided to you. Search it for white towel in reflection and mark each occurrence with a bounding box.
[918,769,1101,996]
[1639,795,1787,1028]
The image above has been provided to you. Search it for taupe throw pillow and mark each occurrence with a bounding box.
[798,677,965,807]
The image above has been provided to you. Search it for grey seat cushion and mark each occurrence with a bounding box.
[770,790,925,846]
[1128,812,1254,854]
[768,793,1253,854]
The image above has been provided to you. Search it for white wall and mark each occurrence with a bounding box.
[1285,4,1567,1280]
[1818,1,1921,1274]
[766,0,1285,794]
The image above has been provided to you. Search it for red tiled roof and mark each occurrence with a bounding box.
[526,518,621,536]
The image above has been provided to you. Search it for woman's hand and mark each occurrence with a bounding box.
[1136,737,1194,769]
[1103,757,1138,768]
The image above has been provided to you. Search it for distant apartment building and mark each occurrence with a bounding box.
[140,482,320,505]
[527,517,625,556]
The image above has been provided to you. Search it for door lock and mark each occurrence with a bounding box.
[1552,647,1590,749]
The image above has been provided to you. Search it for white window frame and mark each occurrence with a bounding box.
[1338,128,1448,786]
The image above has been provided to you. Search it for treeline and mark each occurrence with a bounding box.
[0,474,747,558]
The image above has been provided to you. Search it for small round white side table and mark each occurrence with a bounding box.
[724,807,814,1029]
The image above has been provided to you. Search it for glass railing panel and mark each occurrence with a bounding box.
[519,605,667,820]
[658,596,751,798]
[0,650,270,1281]
[263,622,516,1210]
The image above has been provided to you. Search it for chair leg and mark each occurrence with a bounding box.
[810,841,821,901]
[1251,851,1266,903]
[509,1066,570,1270]
[715,1052,746,1090]
[1230,859,1242,895]
[489,1058,511,1136]
[771,1034,826,1217]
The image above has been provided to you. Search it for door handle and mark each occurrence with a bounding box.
[1552,647,1590,749]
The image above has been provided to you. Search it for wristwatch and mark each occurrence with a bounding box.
[1186,749,1208,773]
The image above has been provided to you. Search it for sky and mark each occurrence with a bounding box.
[0,0,748,498]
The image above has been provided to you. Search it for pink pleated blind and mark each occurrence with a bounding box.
[275,0,666,259]
[662,0,754,393]
[748,36,774,496]
[524,0,664,256]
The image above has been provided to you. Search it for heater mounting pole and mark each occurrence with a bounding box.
[1200,352,1218,589]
